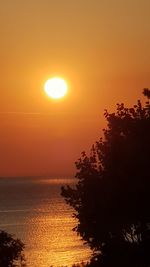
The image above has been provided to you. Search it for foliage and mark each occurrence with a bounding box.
[61,89,150,266]
[0,230,25,267]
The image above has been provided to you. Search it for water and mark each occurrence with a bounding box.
[0,177,91,267]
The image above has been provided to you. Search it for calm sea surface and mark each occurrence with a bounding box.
[0,177,91,267]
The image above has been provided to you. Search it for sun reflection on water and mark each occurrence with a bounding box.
[0,178,91,267]
[25,197,91,267]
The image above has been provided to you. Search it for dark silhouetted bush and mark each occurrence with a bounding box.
[61,89,150,266]
[0,230,25,267]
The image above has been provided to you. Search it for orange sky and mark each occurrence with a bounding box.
[0,0,150,177]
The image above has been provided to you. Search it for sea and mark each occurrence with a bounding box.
[0,177,91,267]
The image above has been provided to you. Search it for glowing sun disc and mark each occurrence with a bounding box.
[44,77,68,99]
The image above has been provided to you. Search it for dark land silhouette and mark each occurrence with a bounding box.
[62,89,150,267]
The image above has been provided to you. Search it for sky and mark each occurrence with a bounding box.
[0,0,150,177]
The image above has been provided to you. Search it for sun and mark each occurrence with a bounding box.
[44,77,68,99]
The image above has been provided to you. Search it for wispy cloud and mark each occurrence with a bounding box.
[0,111,41,115]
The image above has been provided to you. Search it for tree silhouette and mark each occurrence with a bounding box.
[61,89,150,266]
[0,230,25,267]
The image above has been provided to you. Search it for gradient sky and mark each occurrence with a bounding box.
[0,0,150,177]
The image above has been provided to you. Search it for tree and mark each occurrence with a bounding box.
[61,89,150,267]
[0,230,25,267]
